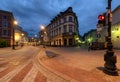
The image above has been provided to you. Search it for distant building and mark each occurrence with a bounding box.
[0,10,14,46]
[42,7,79,47]
[83,29,97,44]
[14,25,28,46]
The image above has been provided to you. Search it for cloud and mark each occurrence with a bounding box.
[0,0,120,36]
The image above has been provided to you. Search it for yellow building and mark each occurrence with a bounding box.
[111,5,120,49]
[98,5,120,49]
[14,25,28,46]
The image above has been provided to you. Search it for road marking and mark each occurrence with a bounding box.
[34,71,47,82]
[0,61,32,82]
[0,65,16,79]
[9,61,20,65]
[9,62,33,82]
[22,65,38,82]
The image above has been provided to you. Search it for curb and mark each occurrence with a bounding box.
[38,48,79,82]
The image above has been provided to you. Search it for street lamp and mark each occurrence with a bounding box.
[40,25,46,48]
[104,0,118,75]
[12,20,18,49]
[21,33,24,47]
[35,34,37,46]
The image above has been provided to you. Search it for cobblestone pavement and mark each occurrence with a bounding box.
[0,46,120,82]
[39,47,120,82]
[0,46,69,82]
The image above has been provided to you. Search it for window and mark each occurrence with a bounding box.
[0,18,1,22]
[59,19,61,24]
[63,25,67,33]
[59,27,61,34]
[69,17,72,22]
[2,21,8,27]
[69,24,73,32]
[3,16,7,19]
[56,29,58,35]
[2,30,8,35]
[64,17,67,22]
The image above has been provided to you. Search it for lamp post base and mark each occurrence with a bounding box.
[103,67,118,76]
[104,50,118,76]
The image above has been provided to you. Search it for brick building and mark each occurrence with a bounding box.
[0,10,14,46]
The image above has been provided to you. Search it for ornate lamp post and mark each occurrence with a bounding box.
[12,20,18,49]
[104,0,118,75]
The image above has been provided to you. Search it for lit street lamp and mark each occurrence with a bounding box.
[104,0,118,75]
[12,20,18,49]
[40,25,46,48]
[34,34,37,46]
[21,33,24,47]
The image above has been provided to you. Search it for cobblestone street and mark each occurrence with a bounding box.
[0,46,120,82]
[39,47,120,82]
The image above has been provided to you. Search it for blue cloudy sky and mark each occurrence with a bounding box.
[0,0,120,36]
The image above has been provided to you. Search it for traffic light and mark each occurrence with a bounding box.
[98,14,106,26]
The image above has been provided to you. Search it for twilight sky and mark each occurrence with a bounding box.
[0,0,120,36]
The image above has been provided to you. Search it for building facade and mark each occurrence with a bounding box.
[45,7,79,47]
[14,25,28,46]
[84,5,120,49]
[0,10,14,46]
[111,5,120,49]
[83,29,97,44]
[100,5,120,49]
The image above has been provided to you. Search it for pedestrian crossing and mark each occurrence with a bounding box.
[0,61,47,82]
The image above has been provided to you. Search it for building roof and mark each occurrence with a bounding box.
[0,10,14,19]
[0,10,13,15]
[49,7,75,24]
[112,5,120,14]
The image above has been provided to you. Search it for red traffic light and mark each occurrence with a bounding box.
[98,15,105,20]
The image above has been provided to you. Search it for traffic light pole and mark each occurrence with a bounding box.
[104,0,118,75]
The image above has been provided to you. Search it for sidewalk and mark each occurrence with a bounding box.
[0,46,23,55]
